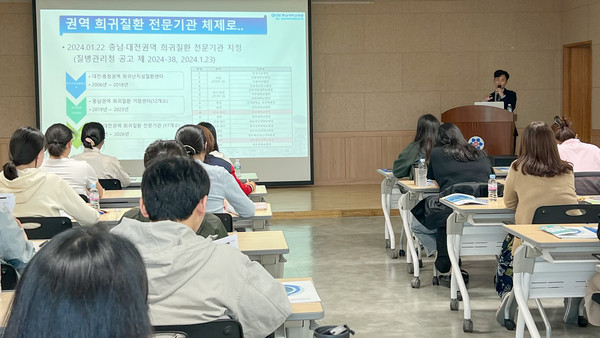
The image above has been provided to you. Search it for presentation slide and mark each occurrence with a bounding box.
[34,0,312,184]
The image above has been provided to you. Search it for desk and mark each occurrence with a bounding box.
[100,190,140,208]
[0,291,12,324]
[240,172,259,182]
[503,224,600,338]
[232,203,272,231]
[235,230,289,278]
[440,197,515,332]
[396,179,439,288]
[250,185,267,202]
[127,176,142,188]
[277,277,324,338]
[376,169,403,258]
[493,166,510,178]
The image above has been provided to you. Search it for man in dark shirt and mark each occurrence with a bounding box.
[485,69,517,111]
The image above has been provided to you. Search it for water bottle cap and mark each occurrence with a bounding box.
[91,183,96,188]
[490,174,496,179]
[420,158,425,163]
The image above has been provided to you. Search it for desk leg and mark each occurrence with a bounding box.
[398,195,422,288]
[381,179,398,258]
[513,245,541,338]
[446,212,472,332]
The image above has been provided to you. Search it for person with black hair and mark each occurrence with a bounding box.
[4,226,152,338]
[40,123,103,199]
[175,124,255,217]
[393,114,440,179]
[0,127,99,226]
[72,121,131,188]
[484,69,517,110]
[200,124,257,196]
[121,139,228,239]
[199,121,232,164]
[111,157,291,337]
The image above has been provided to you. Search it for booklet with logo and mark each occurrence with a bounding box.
[539,225,598,239]
[443,193,488,206]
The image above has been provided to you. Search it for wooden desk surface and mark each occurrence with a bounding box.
[232,203,272,220]
[396,179,439,193]
[503,224,600,248]
[493,167,509,177]
[101,189,141,200]
[277,277,324,320]
[377,169,395,178]
[99,208,130,223]
[240,172,259,182]
[1,291,13,324]
[233,230,289,255]
[250,185,267,197]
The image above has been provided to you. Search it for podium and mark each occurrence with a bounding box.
[441,105,515,155]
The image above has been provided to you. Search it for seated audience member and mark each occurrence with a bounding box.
[199,121,231,164]
[393,114,440,179]
[411,123,492,280]
[72,122,131,188]
[3,227,152,338]
[552,115,600,171]
[40,123,103,201]
[121,139,228,239]
[199,125,257,196]
[175,125,255,217]
[111,157,291,337]
[496,121,579,326]
[0,208,35,274]
[0,127,98,226]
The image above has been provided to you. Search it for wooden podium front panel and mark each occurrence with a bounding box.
[442,105,515,156]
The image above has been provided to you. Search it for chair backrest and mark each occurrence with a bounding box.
[153,319,243,338]
[490,155,518,167]
[213,213,233,232]
[99,179,122,190]
[18,217,73,239]
[532,204,600,224]
[1,260,19,290]
[574,171,600,195]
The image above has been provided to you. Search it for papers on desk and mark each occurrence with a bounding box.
[213,234,239,249]
[539,225,598,239]
[443,193,488,206]
[283,280,321,303]
[254,202,267,210]
[583,196,600,204]
[0,193,16,213]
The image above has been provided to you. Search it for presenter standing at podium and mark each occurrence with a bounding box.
[484,69,517,111]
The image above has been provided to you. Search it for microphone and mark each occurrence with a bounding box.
[495,85,501,101]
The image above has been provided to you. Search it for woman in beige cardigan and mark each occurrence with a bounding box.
[496,121,578,327]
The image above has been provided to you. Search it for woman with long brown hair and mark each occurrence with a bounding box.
[496,121,579,326]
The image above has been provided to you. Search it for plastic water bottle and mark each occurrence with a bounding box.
[89,184,100,210]
[488,174,498,202]
[507,104,513,112]
[234,159,242,179]
[417,158,427,188]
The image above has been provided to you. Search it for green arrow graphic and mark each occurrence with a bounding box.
[66,98,87,124]
[67,122,85,149]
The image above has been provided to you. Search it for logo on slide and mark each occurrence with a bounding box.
[468,136,484,150]
[284,284,303,296]
[66,98,87,124]
[66,73,86,99]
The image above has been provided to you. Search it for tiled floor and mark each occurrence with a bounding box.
[270,215,600,337]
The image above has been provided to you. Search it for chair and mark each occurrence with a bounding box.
[18,217,73,239]
[213,213,233,232]
[153,319,243,338]
[1,260,19,290]
[490,155,518,167]
[574,171,600,195]
[532,204,600,224]
[99,179,122,190]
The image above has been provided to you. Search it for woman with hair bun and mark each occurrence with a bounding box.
[72,122,131,188]
[40,123,103,200]
[551,116,600,172]
[0,127,99,226]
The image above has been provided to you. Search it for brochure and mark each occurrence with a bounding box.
[443,193,488,206]
[539,225,598,239]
